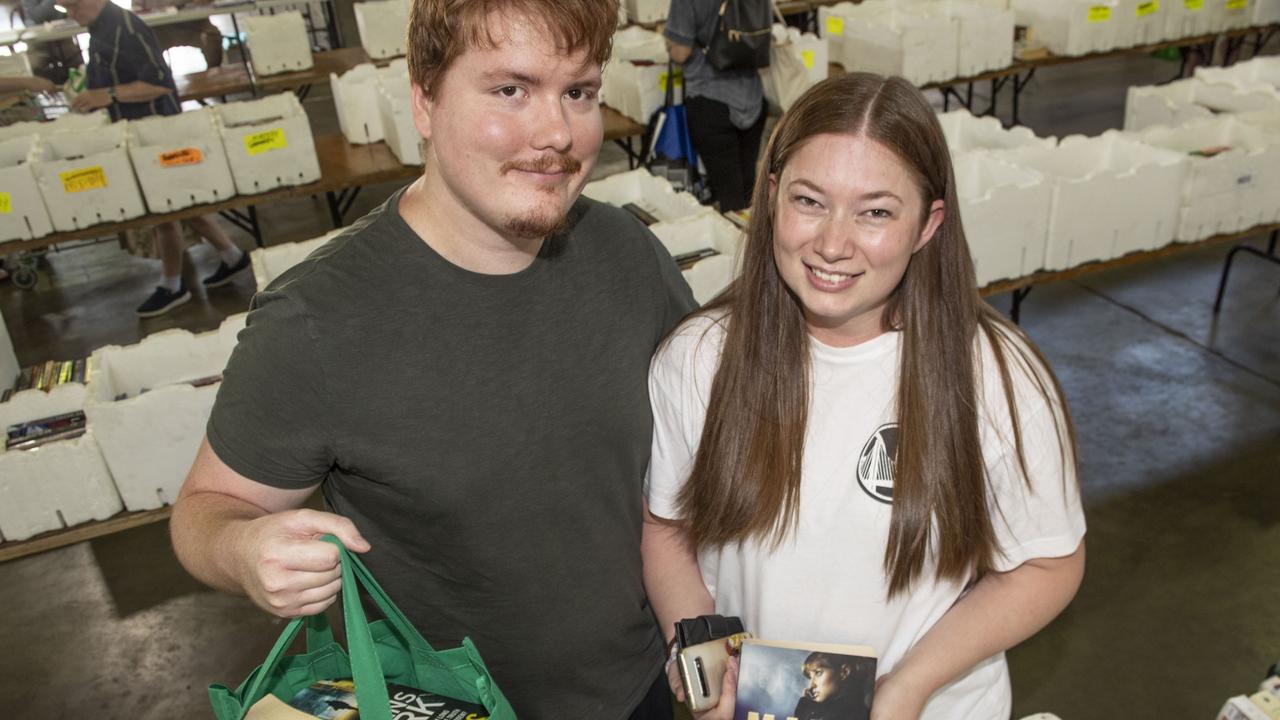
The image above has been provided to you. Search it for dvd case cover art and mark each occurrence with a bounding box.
[733,640,876,720]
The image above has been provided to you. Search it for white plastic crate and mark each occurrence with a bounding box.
[243,12,313,76]
[999,131,1185,270]
[30,124,146,232]
[377,82,422,165]
[582,168,706,223]
[1114,0,1166,47]
[938,109,1056,154]
[833,2,960,84]
[0,384,121,543]
[650,212,744,305]
[907,0,1015,77]
[83,313,247,512]
[1013,0,1122,56]
[0,135,54,242]
[1124,78,1216,131]
[611,25,668,63]
[1138,116,1280,240]
[1236,109,1280,134]
[602,59,674,125]
[0,110,109,144]
[126,108,236,213]
[250,228,343,288]
[762,24,829,112]
[624,0,667,24]
[354,0,408,60]
[1194,58,1280,114]
[1255,0,1280,24]
[1214,0,1255,31]
[215,93,321,194]
[330,60,409,144]
[1164,0,1218,41]
[953,151,1053,284]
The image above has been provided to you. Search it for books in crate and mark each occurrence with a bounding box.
[245,679,490,720]
[734,639,877,720]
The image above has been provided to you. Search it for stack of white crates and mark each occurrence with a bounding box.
[611,25,668,62]
[1138,116,1280,241]
[952,151,1053,285]
[0,109,109,144]
[30,123,147,231]
[906,0,1015,77]
[377,82,422,165]
[1164,0,1218,40]
[582,168,706,224]
[1194,58,1280,114]
[354,0,408,60]
[215,93,322,194]
[938,109,1056,154]
[602,27,672,124]
[0,135,55,242]
[650,212,744,306]
[762,24,828,112]
[331,60,410,145]
[126,107,236,213]
[250,227,344,288]
[1124,78,1216,131]
[1012,0,1122,56]
[998,131,1185,270]
[1215,0,1256,31]
[1114,0,1166,46]
[624,0,667,24]
[0,383,121,542]
[821,0,960,84]
[242,12,314,76]
[83,313,247,512]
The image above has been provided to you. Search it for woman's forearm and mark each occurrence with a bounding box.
[641,503,714,643]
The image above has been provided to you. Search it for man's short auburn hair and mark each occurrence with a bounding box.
[407,0,618,97]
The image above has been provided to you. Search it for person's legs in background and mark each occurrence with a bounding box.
[137,220,192,317]
[684,95,753,212]
[736,104,768,201]
[185,214,249,289]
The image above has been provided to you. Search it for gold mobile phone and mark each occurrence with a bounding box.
[677,632,751,713]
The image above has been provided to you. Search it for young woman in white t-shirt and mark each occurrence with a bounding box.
[642,73,1086,720]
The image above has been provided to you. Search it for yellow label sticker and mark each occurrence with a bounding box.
[244,128,287,156]
[60,166,107,193]
[1137,1,1159,16]
[1185,0,1203,9]
[801,50,815,69]
[0,192,10,214]
[658,70,683,92]
[159,147,204,167]
[1087,5,1112,22]
[826,16,844,36]
[1225,0,1246,9]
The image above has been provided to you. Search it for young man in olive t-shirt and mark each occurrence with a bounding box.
[170,1,697,717]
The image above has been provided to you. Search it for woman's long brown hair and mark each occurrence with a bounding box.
[676,73,1077,596]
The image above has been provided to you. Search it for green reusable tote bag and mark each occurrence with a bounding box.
[209,535,518,719]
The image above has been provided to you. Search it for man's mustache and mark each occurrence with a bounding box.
[501,155,582,175]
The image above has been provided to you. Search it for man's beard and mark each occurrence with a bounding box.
[505,207,569,239]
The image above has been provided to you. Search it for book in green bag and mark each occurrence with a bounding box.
[245,679,489,720]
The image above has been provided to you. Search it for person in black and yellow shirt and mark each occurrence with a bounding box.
[62,0,250,317]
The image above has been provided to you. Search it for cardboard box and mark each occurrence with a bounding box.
[354,0,408,60]
[0,384,122,543]
[909,0,1015,77]
[821,0,960,84]
[953,150,1053,284]
[0,134,55,242]
[330,59,409,145]
[377,82,423,165]
[30,123,147,231]
[938,108,1056,154]
[650,211,744,305]
[250,228,343,289]
[126,107,236,212]
[1194,58,1280,114]
[83,314,246,511]
[0,109,109,144]
[1012,0,1122,56]
[242,11,314,76]
[1124,78,1217,132]
[1164,0,1218,40]
[624,0,667,24]
[215,93,322,194]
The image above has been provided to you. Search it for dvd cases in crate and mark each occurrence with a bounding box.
[126,107,236,212]
[30,123,147,231]
[215,93,321,194]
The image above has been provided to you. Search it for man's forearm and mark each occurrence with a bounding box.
[113,80,175,104]
[170,491,268,596]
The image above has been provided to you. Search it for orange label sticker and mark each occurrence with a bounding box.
[60,167,107,193]
[159,147,204,167]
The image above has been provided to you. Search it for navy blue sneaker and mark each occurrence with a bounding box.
[202,251,251,289]
[136,283,191,318]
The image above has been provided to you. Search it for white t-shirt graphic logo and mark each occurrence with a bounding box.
[856,423,897,504]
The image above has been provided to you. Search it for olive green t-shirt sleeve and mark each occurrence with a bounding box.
[207,289,336,489]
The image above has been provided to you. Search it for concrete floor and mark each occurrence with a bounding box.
[2,45,1279,719]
